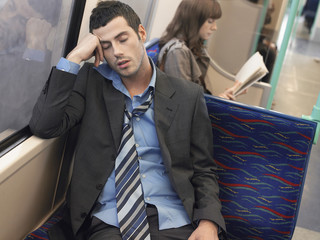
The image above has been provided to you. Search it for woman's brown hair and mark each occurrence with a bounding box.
[159,0,222,56]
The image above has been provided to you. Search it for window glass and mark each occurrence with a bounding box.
[0,0,73,136]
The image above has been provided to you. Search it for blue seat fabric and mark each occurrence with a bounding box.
[205,94,316,240]
[145,38,160,65]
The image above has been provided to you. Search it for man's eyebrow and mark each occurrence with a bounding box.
[99,31,128,44]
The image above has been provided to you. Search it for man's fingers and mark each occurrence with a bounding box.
[96,43,104,62]
[94,50,101,67]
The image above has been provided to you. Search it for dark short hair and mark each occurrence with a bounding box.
[89,1,141,35]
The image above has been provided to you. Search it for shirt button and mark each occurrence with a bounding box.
[136,117,140,121]
[136,144,139,147]
[138,156,142,160]
[142,174,146,178]
[146,197,151,201]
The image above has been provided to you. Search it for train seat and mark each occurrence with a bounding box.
[24,94,317,240]
[205,94,317,239]
[144,38,160,65]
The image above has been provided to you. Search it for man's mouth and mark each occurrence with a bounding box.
[117,60,130,69]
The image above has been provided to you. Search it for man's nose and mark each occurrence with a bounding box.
[113,42,124,56]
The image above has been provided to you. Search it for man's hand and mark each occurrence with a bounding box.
[66,33,104,67]
[188,220,219,240]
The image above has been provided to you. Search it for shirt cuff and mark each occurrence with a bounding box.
[56,57,80,75]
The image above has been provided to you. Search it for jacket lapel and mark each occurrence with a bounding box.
[102,79,125,150]
[154,69,179,168]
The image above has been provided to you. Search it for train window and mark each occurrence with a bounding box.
[0,0,84,144]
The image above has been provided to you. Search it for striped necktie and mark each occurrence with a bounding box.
[115,91,153,240]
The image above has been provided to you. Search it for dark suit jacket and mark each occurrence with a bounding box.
[29,63,226,239]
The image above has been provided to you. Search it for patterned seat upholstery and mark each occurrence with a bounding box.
[24,209,62,240]
[144,38,160,65]
[205,94,317,240]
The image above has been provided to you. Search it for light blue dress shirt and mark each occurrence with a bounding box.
[56,58,191,230]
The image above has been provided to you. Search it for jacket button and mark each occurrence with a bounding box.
[80,212,87,218]
[96,183,104,190]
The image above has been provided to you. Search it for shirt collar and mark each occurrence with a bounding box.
[94,57,156,98]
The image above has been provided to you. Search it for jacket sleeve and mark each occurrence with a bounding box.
[29,64,89,138]
[190,87,226,232]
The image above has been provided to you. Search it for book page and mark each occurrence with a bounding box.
[233,52,269,96]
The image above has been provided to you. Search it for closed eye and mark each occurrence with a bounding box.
[101,43,111,50]
[120,38,127,42]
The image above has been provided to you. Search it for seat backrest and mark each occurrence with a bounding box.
[145,38,160,65]
[205,94,317,239]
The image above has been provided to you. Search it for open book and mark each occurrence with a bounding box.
[233,51,269,96]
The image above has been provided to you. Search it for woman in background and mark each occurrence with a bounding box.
[158,0,241,100]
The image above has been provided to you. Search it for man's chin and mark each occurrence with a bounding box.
[117,68,139,79]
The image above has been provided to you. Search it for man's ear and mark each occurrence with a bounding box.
[138,24,147,42]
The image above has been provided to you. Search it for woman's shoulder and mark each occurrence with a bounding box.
[158,38,192,63]
[159,38,190,55]
[166,38,189,52]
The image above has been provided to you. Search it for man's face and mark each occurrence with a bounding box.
[92,16,147,79]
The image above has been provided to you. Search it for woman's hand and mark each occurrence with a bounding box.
[218,80,247,100]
